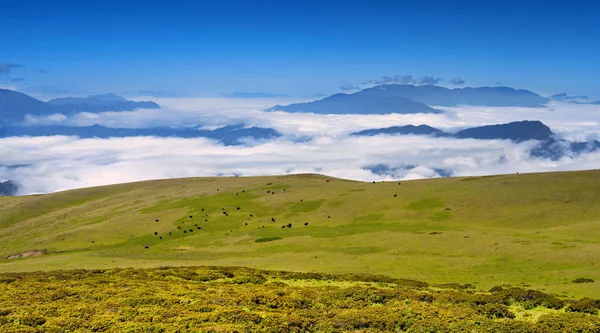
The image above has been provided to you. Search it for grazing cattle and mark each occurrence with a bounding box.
[267,190,271,193]
[327,216,331,219]
[300,199,303,202]
[189,216,193,218]
[159,236,163,240]
[271,217,275,222]
[222,208,224,210]
[223,211,227,215]
[184,230,187,233]
[91,240,95,243]
[304,222,308,226]
[237,207,240,210]
[250,214,253,217]
[169,232,172,235]
[326,180,329,182]
[197,227,201,230]
[236,193,238,195]
[225,213,229,216]
[394,194,397,197]
[195,224,198,226]
[282,225,286,229]
[205,219,208,222]
[284,189,286,191]
[245,222,248,226]
[189,229,193,232]
[155,219,159,222]
[217,188,219,191]
[178,226,181,229]
[242,190,245,193]
[372,181,376,184]
[202,208,205,211]
[287,223,292,228]
[262,226,265,228]
[398,182,401,185]
[154,232,158,235]
[144,245,149,249]
[272,192,275,195]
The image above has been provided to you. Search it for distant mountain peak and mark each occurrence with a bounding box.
[0,180,19,196]
[88,93,127,101]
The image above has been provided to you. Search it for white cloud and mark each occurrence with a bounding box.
[6,98,600,195]
[2,133,600,195]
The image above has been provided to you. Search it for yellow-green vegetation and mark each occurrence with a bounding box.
[0,170,599,301]
[1,266,599,332]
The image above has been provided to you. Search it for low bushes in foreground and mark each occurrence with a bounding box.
[0,266,599,332]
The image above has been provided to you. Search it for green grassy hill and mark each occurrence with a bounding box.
[1,171,599,298]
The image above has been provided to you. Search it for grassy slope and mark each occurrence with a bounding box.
[0,171,599,298]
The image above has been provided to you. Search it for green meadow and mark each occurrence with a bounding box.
[0,170,599,300]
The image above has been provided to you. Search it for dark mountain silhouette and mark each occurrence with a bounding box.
[0,180,19,196]
[357,85,547,107]
[352,121,552,142]
[531,138,600,160]
[0,89,160,123]
[269,84,548,113]
[453,121,553,142]
[0,124,280,146]
[47,93,160,112]
[548,93,588,103]
[352,120,598,160]
[0,89,62,122]
[352,125,447,137]
[267,92,441,114]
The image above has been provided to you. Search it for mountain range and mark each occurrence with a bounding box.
[0,180,18,196]
[0,124,280,146]
[0,89,159,123]
[352,120,599,160]
[352,120,553,142]
[268,84,550,114]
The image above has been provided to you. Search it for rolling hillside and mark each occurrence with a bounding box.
[1,171,599,298]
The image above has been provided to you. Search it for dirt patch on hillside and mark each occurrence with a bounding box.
[173,246,195,251]
[548,225,566,231]
[6,249,47,260]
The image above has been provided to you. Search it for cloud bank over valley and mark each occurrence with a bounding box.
[2,91,600,195]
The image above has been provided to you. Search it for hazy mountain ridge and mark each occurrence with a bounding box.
[0,124,280,145]
[0,180,18,196]
[268,84,549,113]
[0,89,160,122]
[267,91,442,114]
[352,120,598,159]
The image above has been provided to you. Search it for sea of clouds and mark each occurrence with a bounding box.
[3,97,600,194]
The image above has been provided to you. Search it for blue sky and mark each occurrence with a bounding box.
[1,0,599,98]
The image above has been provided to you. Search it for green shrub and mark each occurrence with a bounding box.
[572,277,595,284]
[566,298,600,315]
[231,274,267,284]
[477,303,516,319]
[19,315,46,327]
[254,237,282,243]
